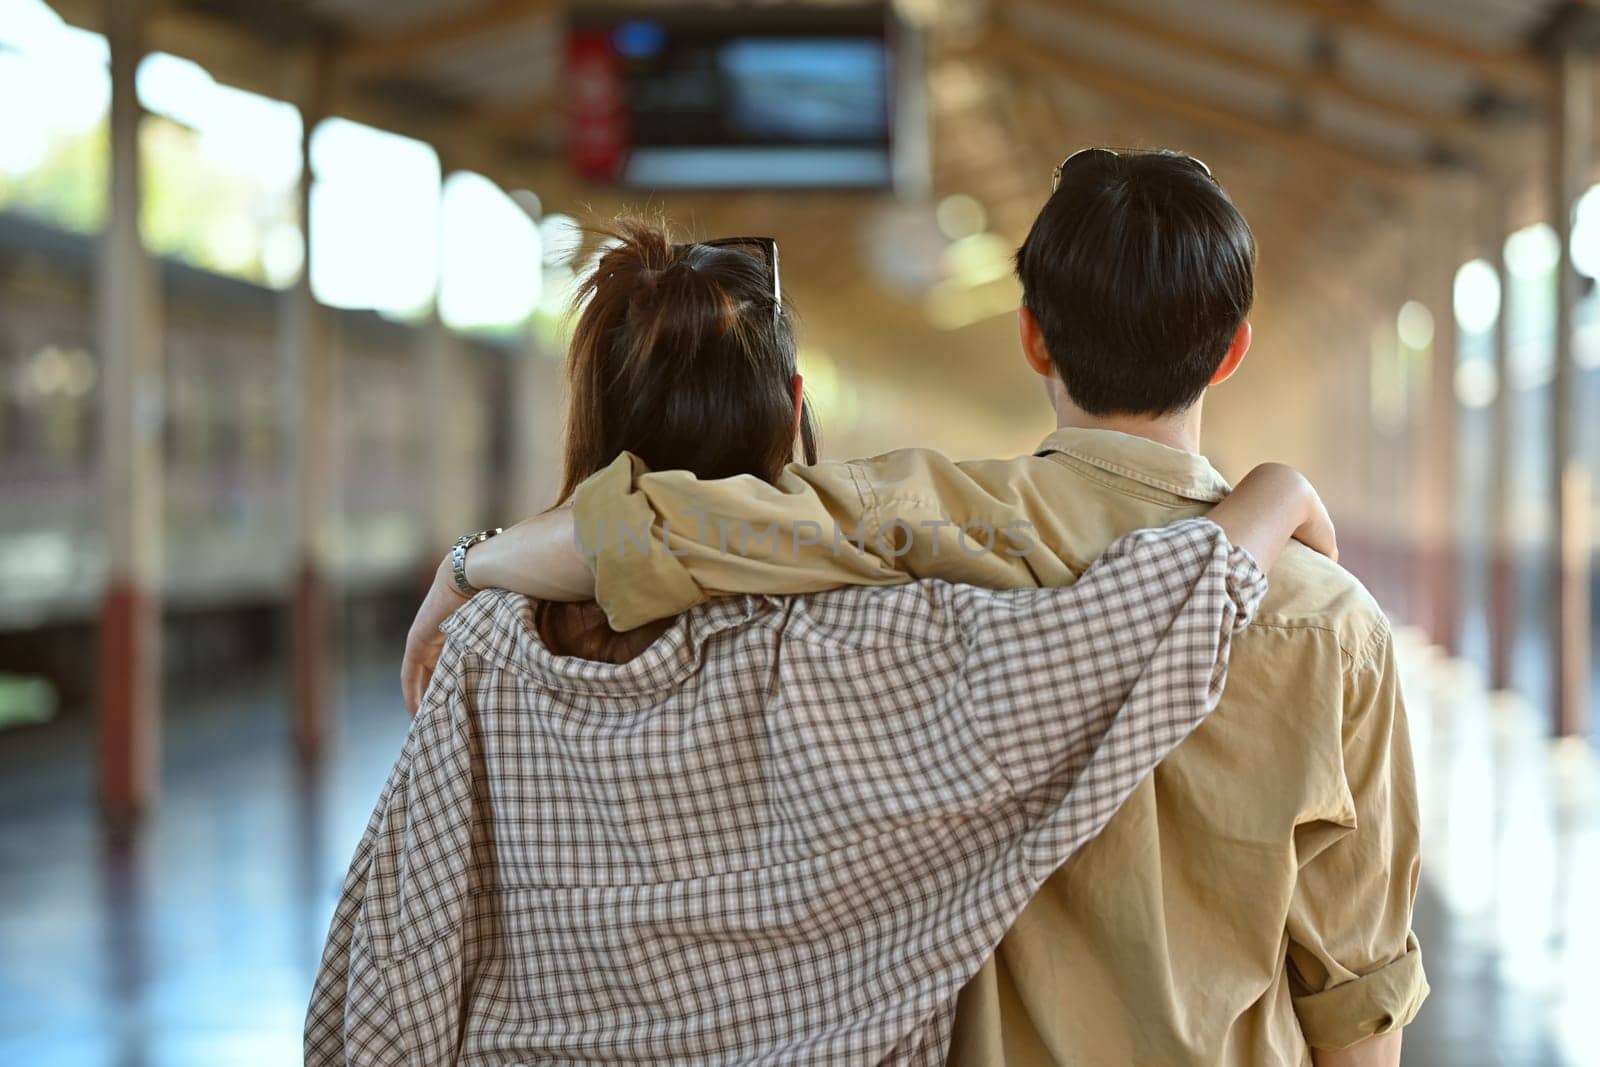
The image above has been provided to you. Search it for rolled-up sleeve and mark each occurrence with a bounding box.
[1286,623,1429,1050]
[572,454,716,631]
[1292,933,1428,1050]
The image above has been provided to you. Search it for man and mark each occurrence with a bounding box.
[410,148,1426,1065]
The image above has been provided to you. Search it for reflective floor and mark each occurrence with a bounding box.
[0,634,1596,1066]
[1398,628,1600,1067]
[0,658,409,1066]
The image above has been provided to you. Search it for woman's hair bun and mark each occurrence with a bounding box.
[554,211,816,505]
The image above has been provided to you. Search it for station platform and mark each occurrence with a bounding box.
[0,634,1595,1066]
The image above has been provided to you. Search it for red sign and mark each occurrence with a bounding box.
[564,30,628,182]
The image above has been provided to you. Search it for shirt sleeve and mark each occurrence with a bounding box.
[1286,623,1429,1050]
[304,647,479,1066]
[958,519,1267,830]
[304,746,410,1066]
[572,448,1071,631]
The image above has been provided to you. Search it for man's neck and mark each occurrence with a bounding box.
[1053,397,1204,455]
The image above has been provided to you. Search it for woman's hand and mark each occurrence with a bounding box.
[1285,471,1337,562]
[401,556,469,718]
[401,508,597,716]
[1208,463,1337,572]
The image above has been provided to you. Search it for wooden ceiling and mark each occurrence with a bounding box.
[43,0,1573,214]
[40,0,1593,485]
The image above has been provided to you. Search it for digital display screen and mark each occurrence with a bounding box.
[719,40,888,142]
[566,6,913,190]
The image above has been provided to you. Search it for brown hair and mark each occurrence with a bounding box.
[554,216,817,504]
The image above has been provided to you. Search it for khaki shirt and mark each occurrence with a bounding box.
[571,427,1429,1065]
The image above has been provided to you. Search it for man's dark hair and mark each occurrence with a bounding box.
[1015,150,1256,416]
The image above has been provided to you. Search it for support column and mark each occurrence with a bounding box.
[418,164,459,577]
[97,0,161,824]
[1419,204,1463,652]
[280,54,336,758]
[419,311,457,560]
[419,170,502,566]
[512,330,565,516]
[1485,179,1517,692]
[1398,233,1432,630]
[1549,49,1593,737]
[1340,297,1374,584]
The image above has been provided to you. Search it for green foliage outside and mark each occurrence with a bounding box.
[0,120,107,233]
[0,114,296,288]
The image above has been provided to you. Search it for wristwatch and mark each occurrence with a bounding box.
[450,528,503,596]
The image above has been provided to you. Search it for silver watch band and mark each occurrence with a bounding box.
[450,528,502,596]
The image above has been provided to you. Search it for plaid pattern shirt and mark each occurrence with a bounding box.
[306,519,1266,1066]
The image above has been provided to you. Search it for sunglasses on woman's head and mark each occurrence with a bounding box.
[684,236,810,459]
[689,236,782,324]
[1051,147,1215,192]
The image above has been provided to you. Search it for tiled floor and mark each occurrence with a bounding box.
[0,636,1595,1065]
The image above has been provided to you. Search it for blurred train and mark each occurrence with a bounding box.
[0,210,526,703]
[3,205,1599,721]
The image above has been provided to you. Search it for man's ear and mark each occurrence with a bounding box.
[1018,305,1056,379]
[1210,320,1252,386]
[791,373,805,437]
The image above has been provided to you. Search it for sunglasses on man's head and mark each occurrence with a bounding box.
[1051,147,1215,193]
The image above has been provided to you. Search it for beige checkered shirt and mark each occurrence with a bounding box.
[306,519,1266,1066]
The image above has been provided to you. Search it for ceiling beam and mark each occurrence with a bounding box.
[47,0,303,93]
[1246,0,1551,100]
[996,75,1078,189]
[1034,0,1489,158]
[464,97,561,150]
[970,27,1423,185]
[333,0,563,81]
[993,69,1396,265]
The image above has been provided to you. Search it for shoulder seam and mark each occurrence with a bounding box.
[1348,614,1392,675]
[1244,613,1390,677]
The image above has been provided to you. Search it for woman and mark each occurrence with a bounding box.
[307,218,1331,1065]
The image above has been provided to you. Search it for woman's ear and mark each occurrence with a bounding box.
[1018,306,1056,379]
[1210,321,1252,386]
[791,373,805,437]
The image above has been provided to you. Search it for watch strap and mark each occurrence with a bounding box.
[450,528,502,597]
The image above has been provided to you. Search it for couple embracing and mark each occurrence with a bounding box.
[307,148,1426,1067]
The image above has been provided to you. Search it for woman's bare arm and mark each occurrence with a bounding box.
[463,507,593,600]
[1207,462,1336,573]
[400,508,592,716]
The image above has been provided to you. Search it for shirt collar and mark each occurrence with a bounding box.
[442,589,762,695]
[1035,426,1232,503]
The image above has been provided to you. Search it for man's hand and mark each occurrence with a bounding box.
[402,556,468,718]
